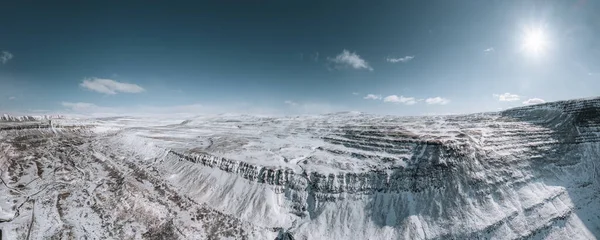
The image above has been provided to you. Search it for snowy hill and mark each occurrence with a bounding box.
[0,97,599,239]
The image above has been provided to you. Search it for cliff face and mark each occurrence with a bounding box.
[152,98,600,239]
[0,98,599,239]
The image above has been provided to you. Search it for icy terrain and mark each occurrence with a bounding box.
[1,97,599,239]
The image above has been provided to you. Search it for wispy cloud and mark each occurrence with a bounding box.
[363,94,382,100]
[352,92,360,96]
[484,47,495,53]
[328,50,373,71]
[523,98,545,105]
[1,51,13,64]
[425,97,450,105]
[284,100,298,106]
[386,56,414,63]
[80,78,145,95]
[493,93,520,102]
[62,102,100,111]
[281,100,349,114]
[8,96,16,100]
[60,101,209,117]
[383,95,417,105]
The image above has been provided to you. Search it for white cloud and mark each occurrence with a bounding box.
[386,56,414,63]
[60,101,209,117]
[425,97,450,105]
[296,103,340,114]
[61,102,100,111]
[1,51,13,64]
[281,101,349,114]
[493,93,520,102]
[363,94,382,100]
[56,100,351,117]
[352,92,360,95]
[383,95,417,105]
[328,50,373,71]
[29,109,50,113]
[523,98,545,105]
[144,103,205,114]
[8,96,16,100]
[484,47,495,53]
[284,100,298,106]
[80,78,145,94]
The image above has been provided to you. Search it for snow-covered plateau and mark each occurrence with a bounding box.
[1,97,599,239]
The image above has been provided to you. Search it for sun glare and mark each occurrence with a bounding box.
[522,27,549,56]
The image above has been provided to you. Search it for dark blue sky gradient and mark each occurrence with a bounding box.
[1,1,599,115]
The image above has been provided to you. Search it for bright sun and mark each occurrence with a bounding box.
[522,27,548,56]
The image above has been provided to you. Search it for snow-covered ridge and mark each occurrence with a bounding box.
[0,114,65,122]
[96,95,600,239]
[127,97,598,239]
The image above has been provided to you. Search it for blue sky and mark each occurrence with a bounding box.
[1,1,599,116]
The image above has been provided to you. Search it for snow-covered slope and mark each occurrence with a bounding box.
[1,97,599,239]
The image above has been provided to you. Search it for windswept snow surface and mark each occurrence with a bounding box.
[1,97,600,239]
